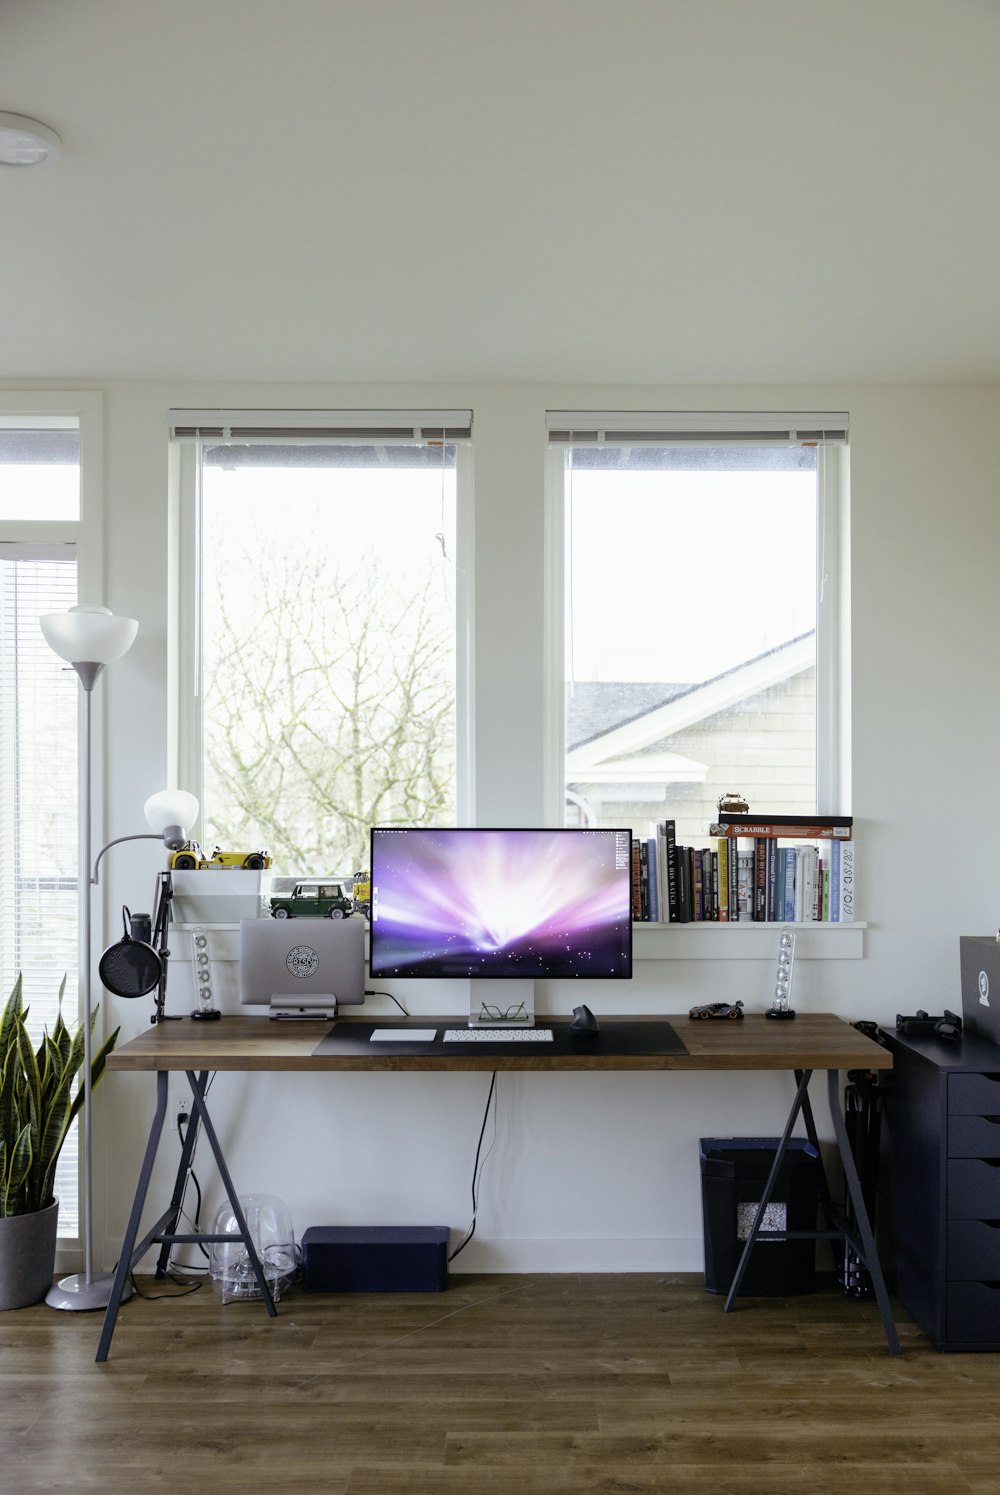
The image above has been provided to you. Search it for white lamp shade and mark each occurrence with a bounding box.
[144,789,199,838]
[40,604,138,665]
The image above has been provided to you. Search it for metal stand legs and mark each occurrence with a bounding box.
[96,1070,277,1363]
[722,1067,901,1356]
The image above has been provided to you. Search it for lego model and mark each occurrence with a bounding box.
[688,1000,744,1020]
[269,881,354,919]
[168,843,271,871]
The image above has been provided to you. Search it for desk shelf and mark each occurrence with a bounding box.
[633,922,866,961]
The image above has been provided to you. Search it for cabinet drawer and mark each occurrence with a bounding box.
[947,1282,1000,1346]
[949,1114,1000,1157]
[948,1219,1000,1279]
[949,1073,1000,1115]
[949,1159,1000,1216]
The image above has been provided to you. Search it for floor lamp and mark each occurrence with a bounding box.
[38,603,176,1310]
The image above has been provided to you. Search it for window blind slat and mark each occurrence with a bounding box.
[170,409,473,443]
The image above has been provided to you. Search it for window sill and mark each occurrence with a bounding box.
[633,922,866,960]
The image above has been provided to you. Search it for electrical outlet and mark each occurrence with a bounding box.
[176,1093,191,1124]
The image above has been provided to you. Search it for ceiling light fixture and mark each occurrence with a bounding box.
[0,111,60,166]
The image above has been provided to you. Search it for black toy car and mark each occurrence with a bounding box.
[688,1000,744,1020]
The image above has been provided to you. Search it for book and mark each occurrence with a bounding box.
[645,836,659,923]
[753,838,768,921]
[710,819,852,841]
[829,837,841,923]
[838,841,855,922]
[736,851,754,917]
[797,845,818,922]
[676,846,692,923]
[765,839,778,921]
[631,839,642,921]
[716,837,730,922]
[781,847,797,922]
[659,820,679,922]
[716,812,853,828]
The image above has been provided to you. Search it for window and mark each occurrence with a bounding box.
[173,410,470,877]
[549,412,849,843]
[0,415,83,1232]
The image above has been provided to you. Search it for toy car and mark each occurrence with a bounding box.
[269,881,354,920]
[688,1000,744,1020]
[168,842,271,871]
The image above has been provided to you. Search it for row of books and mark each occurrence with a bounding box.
[632,816,855,924]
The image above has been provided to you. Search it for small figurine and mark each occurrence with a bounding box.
[717,791,750,815]
[168,842,271,871]
[688,1000,744,1021]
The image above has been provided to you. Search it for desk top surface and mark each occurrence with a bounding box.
[107,1012,891,1073]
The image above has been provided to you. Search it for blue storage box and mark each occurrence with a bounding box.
[301,1225,450,1293]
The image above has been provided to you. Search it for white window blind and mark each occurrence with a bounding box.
[547,410,849,445]
[0,545,80,1229]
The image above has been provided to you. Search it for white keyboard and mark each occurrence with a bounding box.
[442,1028,554,1043]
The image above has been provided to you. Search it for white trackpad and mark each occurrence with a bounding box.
[369,1028,438,1042]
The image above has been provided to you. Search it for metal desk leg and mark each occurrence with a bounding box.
[724,1068,813,1311]
[96,1071,170,1363]
[184,1070,277,1317]
[153,1070,209,1278]
[827,1068,901,1356]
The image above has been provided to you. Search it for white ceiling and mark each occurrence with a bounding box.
[3,0,1000,386]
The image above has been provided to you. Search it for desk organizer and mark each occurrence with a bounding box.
[301,1225,450,1293]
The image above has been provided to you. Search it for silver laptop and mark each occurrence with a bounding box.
[239,917,366,1019]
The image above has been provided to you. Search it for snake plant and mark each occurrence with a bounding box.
[0,975,119,1217]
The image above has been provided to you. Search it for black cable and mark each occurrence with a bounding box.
[128,1270,203,1300]
[448,1071,497,1262]
[365,988,409,1017]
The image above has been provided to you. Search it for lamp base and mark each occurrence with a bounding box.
[45,1271,135,1312]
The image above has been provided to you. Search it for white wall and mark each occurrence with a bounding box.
[11,377,996,1275]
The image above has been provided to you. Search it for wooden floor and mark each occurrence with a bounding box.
[2,1272,999,1493]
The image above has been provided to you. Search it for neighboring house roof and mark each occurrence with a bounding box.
[566,633,814,777]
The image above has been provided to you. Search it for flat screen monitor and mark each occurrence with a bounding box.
[369,827,632,1023]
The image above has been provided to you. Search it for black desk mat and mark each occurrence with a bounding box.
[313,1019,687,1059]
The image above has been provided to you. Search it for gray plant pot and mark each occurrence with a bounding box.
[0,1198,59,1309]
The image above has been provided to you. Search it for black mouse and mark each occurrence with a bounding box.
[571,1003,600,1034]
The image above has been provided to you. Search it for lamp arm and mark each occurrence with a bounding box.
[91,832,162,886]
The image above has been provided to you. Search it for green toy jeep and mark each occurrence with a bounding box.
[269,881,354,920]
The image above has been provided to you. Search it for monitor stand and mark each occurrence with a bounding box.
[269,993,340,1020]
[468,979,535,1028]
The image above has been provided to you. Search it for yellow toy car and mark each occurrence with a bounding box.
[168,842,271,871]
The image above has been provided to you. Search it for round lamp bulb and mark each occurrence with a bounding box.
[144,790,199,842]
[40,604,138,665]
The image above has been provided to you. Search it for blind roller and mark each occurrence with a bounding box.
[547,411,849,446]
[169,409,473,444]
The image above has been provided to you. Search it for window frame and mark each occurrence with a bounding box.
[171,411,476,855]
[0,390,105,1243]
[544,413,856,956]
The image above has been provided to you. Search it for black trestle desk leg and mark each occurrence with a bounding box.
[154,1070,208,1278]
[826,1068,901,1356]
[183,1070,277,1317]
[724,1067,813,1312]
[96,1070,170,1363]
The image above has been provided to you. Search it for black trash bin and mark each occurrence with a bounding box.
[699,1136,819,1296]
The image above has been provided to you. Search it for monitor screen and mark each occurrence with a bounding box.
[369,827,633,980]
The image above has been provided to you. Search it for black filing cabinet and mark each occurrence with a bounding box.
[881,1027,1000,1350]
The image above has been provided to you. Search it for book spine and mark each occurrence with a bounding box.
[716,837,729,922]
[753,838,767,921]
[693,848,704,921]
[639,840,650,921]
[631,839,642,921]
[839,841,855,922]
[645,836,659,923]
[717,812,853,829]
[737,850,753,918]
[821,860,830,921]
[728,837,740,921]
[798,845,818,922]
[676,846,691,923]
[829,837,841,923]
[765,839,778,921]
[782,847,797,922]
[663,820,679,922]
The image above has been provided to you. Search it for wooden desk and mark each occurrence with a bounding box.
[98,1013,897,1360]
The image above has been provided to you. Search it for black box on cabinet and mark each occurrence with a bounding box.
[301,1225,450,1293]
